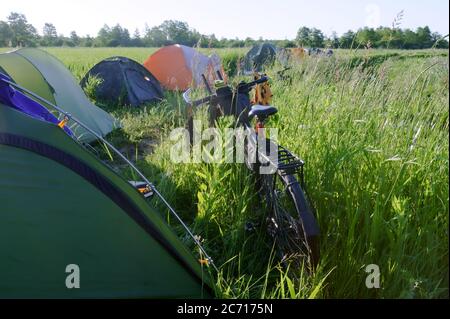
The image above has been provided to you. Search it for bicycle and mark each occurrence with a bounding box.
[183,74,320,270]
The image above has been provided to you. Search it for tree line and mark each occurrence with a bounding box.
[296,26,448,49]
[0,12,448,49]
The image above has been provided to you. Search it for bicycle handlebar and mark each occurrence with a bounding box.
[182,88,215,107]
[182,76,269,107]
[237,76,269,92]
[182,89,192,104]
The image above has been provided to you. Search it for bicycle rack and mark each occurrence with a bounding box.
[277,145,305,186]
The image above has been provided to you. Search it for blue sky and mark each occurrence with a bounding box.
[1,0,448,38]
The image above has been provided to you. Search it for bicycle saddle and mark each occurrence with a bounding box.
[248,104,278,119]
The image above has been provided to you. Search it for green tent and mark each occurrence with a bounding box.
[0,48,118,143]
[0,103,212,298]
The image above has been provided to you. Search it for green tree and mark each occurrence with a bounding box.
[389,28,404,49]
[339,30,356,48]
[431,32,449,49]
[327,31,340,48]
[190,29,202,47]
[7,12,38,47]
[80,35,94,47]
[99,25,109,39]
[160,20,191,45]
[62,36,75,47]
[225,38,245,48]
[94,24,130,47]
[95,24,111,46]
[41,23,58,46]
[0,21,12,46]
[376,27,392,48]
[402,29,419,49]
[416,26,433,48]
[109,24,130,46]
[199,34,220,48]
[310,28,325,47]
[144,26,167,47]
[296,26,311,47]
[355,27,380,48]
[70,31,80,46]
[129,29,143,47]
[244,37,255,47]
[277,39,297,48]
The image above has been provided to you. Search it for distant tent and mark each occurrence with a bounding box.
[144,44,225,91]
[0,48,118,143]
[242,43,279,73]
[275,47,307,66]
[0,80,212,298]
[289,48,307,60]
[80,56,164,107]
[307,48,333,56]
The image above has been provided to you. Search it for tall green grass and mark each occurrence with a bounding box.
[268,53,449,298]
[24,47,448,298]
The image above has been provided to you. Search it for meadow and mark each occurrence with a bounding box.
[3,46,448,298]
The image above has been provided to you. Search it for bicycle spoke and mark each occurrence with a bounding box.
[262,172,315,269]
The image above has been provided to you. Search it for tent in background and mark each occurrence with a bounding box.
[0,48,118,143]
[0,80,212,297]
[281,47,307,64]
[242,43,279,73]
[144,44,225,91]
[80,56,164,107]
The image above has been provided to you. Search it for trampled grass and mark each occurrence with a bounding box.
[3,46,447,298]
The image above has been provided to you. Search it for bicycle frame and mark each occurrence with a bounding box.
[183,75,319,268]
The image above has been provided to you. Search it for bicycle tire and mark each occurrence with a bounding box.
[259,171,320,270]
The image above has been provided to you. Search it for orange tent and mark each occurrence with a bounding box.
[290,47,307,60]
[143,44,226,91]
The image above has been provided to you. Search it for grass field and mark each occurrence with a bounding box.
[3,46,448,298]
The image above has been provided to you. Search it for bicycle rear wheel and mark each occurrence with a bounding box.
[259,171,320,270]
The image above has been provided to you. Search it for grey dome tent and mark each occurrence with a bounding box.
[0,48,119,143]
[242,43,279,73]
[81,56,164,107]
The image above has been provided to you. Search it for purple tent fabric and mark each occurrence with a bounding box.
[0,72,73,136]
